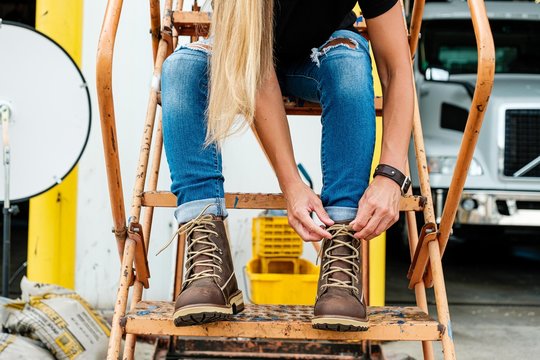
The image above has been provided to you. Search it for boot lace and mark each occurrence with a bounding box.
[156,204,223,286]
[317,224,360,295]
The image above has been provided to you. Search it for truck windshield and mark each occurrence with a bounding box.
[420,19,540,75]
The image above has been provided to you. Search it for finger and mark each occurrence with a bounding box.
[290,216,321,242]
[367,212,399,240]
[298,211,332,239]
[304,229,325,242]
[289,217,313,241]
[351,204,375,232]
[313,202,334,227]
[354,213,383,240]
[365,219,390,241]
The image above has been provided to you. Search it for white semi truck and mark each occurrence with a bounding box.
[408,0,540,238]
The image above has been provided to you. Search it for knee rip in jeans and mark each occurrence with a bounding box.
[310,38,359,67]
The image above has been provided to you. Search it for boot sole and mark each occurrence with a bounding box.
[312,316,369,332]
[173,290,244,327]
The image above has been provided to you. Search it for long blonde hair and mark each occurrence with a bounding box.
[206,0,274,145]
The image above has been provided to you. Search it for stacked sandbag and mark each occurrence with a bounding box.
[0,333,55,359]
[2,277,110,360]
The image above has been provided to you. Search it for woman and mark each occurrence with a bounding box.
[160,0,414,332]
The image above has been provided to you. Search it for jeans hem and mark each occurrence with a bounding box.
[174,198,228,224]
[325,206,357,222]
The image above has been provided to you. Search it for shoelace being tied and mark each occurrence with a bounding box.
[317,224,361,295]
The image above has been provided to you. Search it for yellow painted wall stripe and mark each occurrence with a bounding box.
[28,0,84,289]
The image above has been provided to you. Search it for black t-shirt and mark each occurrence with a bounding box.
[274,0,398,66]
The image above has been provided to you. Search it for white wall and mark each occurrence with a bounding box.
[77,0,320,308]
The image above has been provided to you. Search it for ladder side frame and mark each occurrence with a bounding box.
[95,0,494,358]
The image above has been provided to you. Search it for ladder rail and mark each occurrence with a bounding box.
[150,0,161,62]
[437,0,495,260]
[128,38,169,224]
[95,0,496,358]
[401,1,436,358]
[407,0,495,287]
[408,0,426,57]
[123,112,165,359]
[406,1,494,357]
[409,0,496,289]
[123,0,173,357]
[96,0,128,260]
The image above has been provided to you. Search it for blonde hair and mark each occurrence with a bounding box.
[206,0,274,145]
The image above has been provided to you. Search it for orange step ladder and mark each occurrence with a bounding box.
[96,0,494,358]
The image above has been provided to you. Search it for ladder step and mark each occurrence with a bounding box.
[157,94,383,117]
[141,192,426,211]
[123,302,442,341]
[284,97,383,116]
[172,11,367,38]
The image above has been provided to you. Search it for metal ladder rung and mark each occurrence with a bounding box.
[156,94,383,116]
[284,97,383,116]
[141,191,426,212]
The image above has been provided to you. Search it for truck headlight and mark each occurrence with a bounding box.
[427,156,483,176]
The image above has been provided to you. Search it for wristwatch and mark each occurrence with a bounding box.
[373,164,412,195]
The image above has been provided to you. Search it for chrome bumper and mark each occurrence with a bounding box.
[437,190,540,227]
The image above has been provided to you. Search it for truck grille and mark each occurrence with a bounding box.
[504,109,540,177]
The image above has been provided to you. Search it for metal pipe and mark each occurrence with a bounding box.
[123,111,165,359]
[408,0,426,57]
[107,239,136,359]
[437,0,495,256]
[96,0,127,259]
[429,240,456,359]
[1,104,11,297]
[129,39,169,223]
[149,0,161,62]
[404,159,435,360]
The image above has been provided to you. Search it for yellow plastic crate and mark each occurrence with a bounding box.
[245,258,319,305]
[252,216,303,258]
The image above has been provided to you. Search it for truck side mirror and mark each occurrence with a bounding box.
[425,67,475,99]
[425,67,450,82]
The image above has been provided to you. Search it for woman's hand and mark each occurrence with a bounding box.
[350,176,401,241]
[283,181,334,242]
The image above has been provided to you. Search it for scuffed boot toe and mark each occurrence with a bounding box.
[173,279,243,326]
[312,289,368,332]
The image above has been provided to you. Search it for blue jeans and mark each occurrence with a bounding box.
[161,30,375,224]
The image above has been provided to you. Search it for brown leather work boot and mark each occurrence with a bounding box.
[312,222,368,332]
[169,212,244,326]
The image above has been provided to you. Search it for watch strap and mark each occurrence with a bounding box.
[373,164,411,195]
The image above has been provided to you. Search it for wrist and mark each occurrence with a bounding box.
[279,175,304,196]
[372,175,400,189]
[379,148,408,173]
[378,157,406,174]
[373,163,411,194]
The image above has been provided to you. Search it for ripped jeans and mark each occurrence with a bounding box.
[161,29,375,224]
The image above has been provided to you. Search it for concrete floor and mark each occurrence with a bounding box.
[381,230,540,360]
